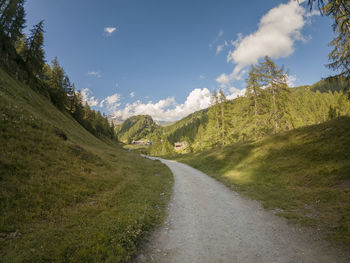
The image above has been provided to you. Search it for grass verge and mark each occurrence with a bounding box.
[175,117,350,248]
[0,69,173,262]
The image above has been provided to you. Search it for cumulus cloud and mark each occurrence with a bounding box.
[130,92,135,98]
[226,87,246,100]
[216,73,231,88]
[99,93,121,112]
[217,0,308,87]
[286,74,297,87]
[81,88,99,107]
[104,27,117,36]
[216,69,247,88]
[112,88,213,122]
[88,71,101,77]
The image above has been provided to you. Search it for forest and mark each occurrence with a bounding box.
[2,0,350,261]
[118,0,350,154]
[118,58,350,155]
[0,0,116,139]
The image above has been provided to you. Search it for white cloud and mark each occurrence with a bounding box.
[216,40,228,55]
[88,71,101,78]
[130,92,135,98]
[199,74,206,79]
[209,29,224,48]
[226,87,246,100]
[216,69,247,88]
[99,93,121,112]
[81,88,99,107]
[286,74,297,87]
[112,88,213,122]
[104,27,117,36]
[305,9,320,17]
[217,0,308,86]
[216,73,231,88]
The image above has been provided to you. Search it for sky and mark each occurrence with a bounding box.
[25,0,334,122]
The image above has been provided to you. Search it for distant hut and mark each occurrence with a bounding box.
[174,142,188,151]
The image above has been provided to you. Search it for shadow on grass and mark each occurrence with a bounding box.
[177,116,350,248]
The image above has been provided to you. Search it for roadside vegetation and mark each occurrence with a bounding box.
[145,64,350,155]
[0,67,173,262]
[0,1,173,261]
[175,117,350,248]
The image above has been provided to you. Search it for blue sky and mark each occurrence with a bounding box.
[25,0,334,122]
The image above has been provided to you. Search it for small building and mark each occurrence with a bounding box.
[132,140,146,145]
[174,141,188,151]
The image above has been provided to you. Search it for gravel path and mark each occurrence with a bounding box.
[134,157,349,263]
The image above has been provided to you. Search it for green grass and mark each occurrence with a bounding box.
[123,144,149,151]
[0,69,173,262]
[175,117,350,248]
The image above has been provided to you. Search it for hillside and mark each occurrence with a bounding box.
[162,109,208,144]
[116,115,159,143]
[176,117,350,247]
[0,69,173,262]
[144,84,350,155]
[311,76,349,93]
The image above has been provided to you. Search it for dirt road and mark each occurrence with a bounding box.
[134,157,349,263]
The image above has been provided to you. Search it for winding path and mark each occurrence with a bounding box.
[134,157,349,263]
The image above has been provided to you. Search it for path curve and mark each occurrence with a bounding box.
[134,157,349,263]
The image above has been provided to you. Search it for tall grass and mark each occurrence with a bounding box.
[0,69,173,262]
[176,117,350,248]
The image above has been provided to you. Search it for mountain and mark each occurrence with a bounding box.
[116,115,159,143]
[0,69,173,262]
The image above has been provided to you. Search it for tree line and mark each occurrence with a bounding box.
[147,56,350,155]
[0,0,116,139]
[148,0,350,154]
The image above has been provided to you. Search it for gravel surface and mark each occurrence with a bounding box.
[133,157,350,263]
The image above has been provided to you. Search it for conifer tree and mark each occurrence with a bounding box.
[218,89,227,145]
[245,65,263,139]
[258,56,288,134]
[308,0,350,97]
[210,91,220,144]
[25,20,45,78]
[0,0,25,67]
[45,57,68,109]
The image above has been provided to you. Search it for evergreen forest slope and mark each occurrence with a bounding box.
[146,81,350,155]
[116,115,158,143]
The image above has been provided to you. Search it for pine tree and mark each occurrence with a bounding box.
[308,0,350,97]
[258,56,289,134]
[218,89,227,145]
[0,0,26,68]
[45,57,68,109]
[245,65,263,139]
[25,20,45,78]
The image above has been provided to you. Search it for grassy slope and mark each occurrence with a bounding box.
[0,69,173,262]
[116,115,158,143]
[176,117,350,247]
